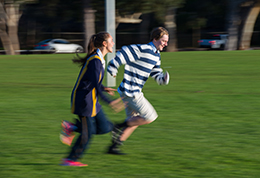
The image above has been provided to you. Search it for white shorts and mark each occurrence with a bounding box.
[120,92,158,122]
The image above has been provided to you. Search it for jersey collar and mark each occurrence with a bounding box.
[96,48,106,69]
[148,41,160,54]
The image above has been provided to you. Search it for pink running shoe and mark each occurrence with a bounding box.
[60,159,88,167]
[60,120,76,146]
[61,120,76,135]
[60,134,75,146]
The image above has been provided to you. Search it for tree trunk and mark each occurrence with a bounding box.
[0,2,21,55]
[225,0,241,50]
[165,7,177,52]
[139,13,151,43]
[83,0,96,51]
[0,2,14,55]
[27,19,36,48]
[224,0,253,50]
[192,27,200,48]
[6,3,20,54]
[0,21,15,55]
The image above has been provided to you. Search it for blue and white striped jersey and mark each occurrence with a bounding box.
[107,42,166,97]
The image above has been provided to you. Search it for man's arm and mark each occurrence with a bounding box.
[150,60,170,85]
[107,45,139,77]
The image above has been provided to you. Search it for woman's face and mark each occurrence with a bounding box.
[105,35,115,53]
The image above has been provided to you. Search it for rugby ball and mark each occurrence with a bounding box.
[164,71,170,85]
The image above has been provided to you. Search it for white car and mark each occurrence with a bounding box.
[198,34,228,49]
[34,39,84,53]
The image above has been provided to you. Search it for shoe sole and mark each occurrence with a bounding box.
[60,164,88,167]
[107,151,127,155]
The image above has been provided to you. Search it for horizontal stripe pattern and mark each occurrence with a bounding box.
[107,43,164,97]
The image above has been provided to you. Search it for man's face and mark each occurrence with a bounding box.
[153,35,169,51]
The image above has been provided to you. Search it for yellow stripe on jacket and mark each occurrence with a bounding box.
[91,88,97,117]
[92,69,103,117]
[71,55,102,114]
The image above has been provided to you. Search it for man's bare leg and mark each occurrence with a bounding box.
[120,126,138,141]
[119,116,152,141]
[108,116,153,154]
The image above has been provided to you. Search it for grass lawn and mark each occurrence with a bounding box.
[0,50,260,178]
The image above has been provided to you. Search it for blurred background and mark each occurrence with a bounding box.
[0,0,260,55]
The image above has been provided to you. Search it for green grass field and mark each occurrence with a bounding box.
[0,50,260,178]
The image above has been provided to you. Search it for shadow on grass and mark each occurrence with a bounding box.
[8,163,56,166]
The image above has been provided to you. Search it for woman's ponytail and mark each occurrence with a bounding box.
[72,32,110,66]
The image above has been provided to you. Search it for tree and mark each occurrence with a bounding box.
[224,0,260,50]
[83,0,95,51]
[224,0,245,50]
[115,0,184,51]
[177,0,227,48]
[0,0,35,55]
[21,0,84,49]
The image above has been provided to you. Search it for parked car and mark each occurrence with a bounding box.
[34,39,84,53]
[198,34,228,49]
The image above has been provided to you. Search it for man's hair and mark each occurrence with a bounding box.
[150,27,169,41]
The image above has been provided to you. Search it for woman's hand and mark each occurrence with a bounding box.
[104,87,117,96]
[109,98,126,113]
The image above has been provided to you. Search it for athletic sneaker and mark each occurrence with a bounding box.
[62,120,77,135]
[60,133,75,146]
[60,159,88,167]
[111,125,124,145]
[60,120,76,146]
[107,144,126,155]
